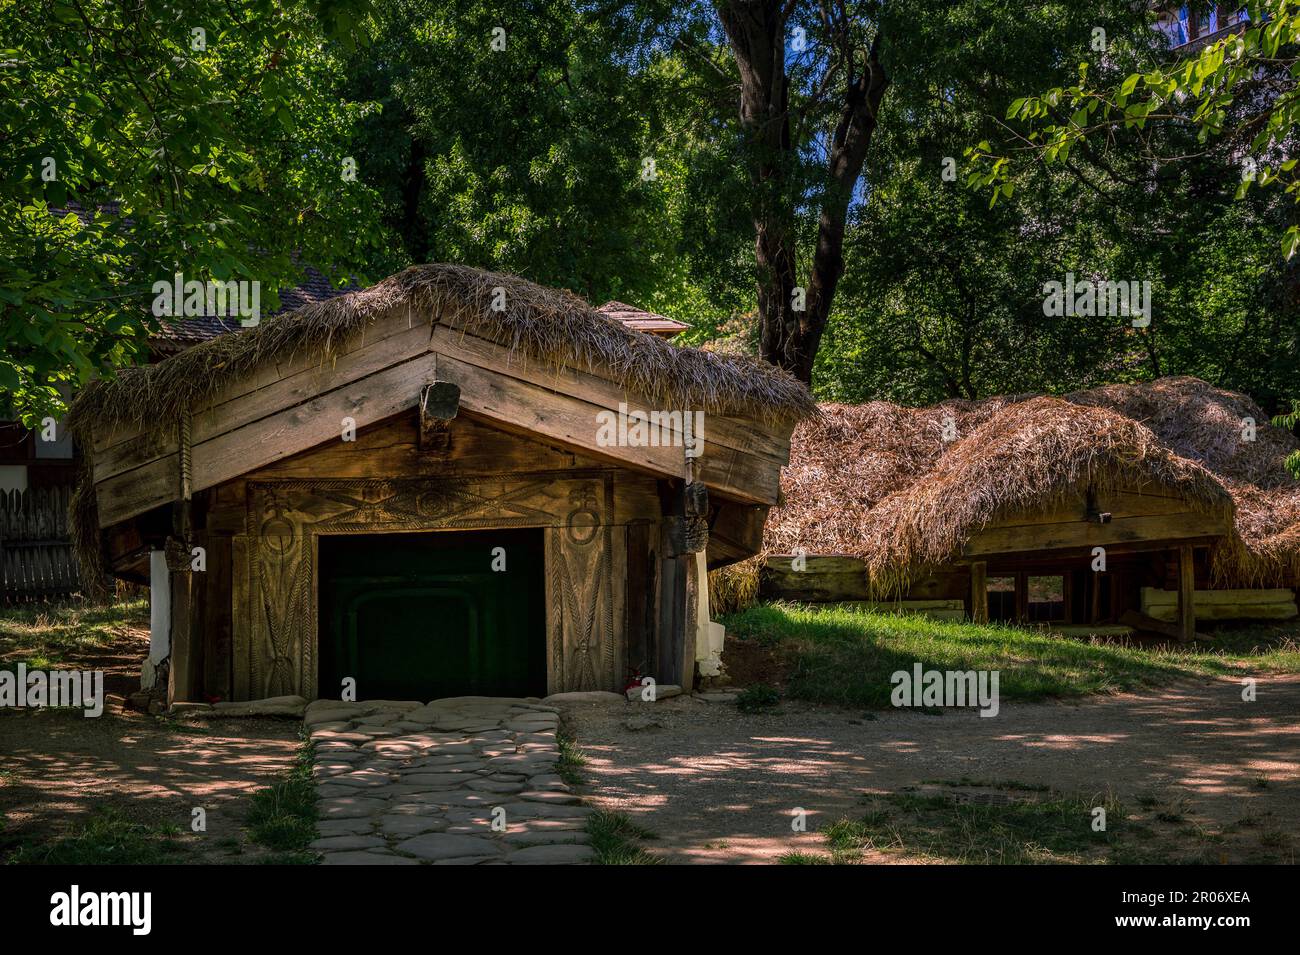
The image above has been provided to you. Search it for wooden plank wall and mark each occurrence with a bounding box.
[189,414,675,701]
[760,554,969,603]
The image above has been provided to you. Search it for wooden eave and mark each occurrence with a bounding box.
[87,309,796,528]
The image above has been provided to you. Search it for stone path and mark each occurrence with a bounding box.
[305,697,593,865]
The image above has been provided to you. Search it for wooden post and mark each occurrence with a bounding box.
[1177,543,1196,643]
[970,561,988,623]
[168,570,195,705]
[1014,571,1028,623]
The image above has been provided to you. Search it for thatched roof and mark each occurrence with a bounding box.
[67,263,814,437]
[765,376,1300,591]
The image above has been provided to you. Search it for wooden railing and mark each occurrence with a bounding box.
[0,486,81,602]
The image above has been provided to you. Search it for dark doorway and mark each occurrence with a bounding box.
[318,528,546,701]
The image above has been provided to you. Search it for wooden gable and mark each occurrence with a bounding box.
[88,308,795,527]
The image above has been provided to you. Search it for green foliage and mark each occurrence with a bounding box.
[0,598,148,670]
[556,729,588,787]
[0,0,392,422]
[11,1,1300,418]
[342,0,740,312]
[6,809,186,865]
[1273,399,1300,477]
[246,740,318,852]
[586,810,661,865]
[818,0,1161,403]
[808,790,1137,864]
[825,0,1300,409]
[973,3,1300,248]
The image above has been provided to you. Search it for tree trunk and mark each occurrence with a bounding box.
[401,137,429,264]
[717,1,890,384]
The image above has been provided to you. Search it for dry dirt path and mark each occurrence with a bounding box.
[0,707,299,862]
[558,674,1300,864]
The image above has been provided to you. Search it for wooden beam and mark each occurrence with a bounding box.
[435,353,781,503]
[964,512,1232,558]
[419,379,460,451]
[970,560,988,623]
[1177,543,1196,643]
[431,321,793,465]
[1119,609,1208,643]
[707,501,768,568]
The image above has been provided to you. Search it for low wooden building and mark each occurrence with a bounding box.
[754,378,1300,640]
[68,264,812,703]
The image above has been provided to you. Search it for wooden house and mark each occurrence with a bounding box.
[67,264,812,704]
[752,378,1300,641]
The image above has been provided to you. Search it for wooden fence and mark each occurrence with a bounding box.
[0,486,81,602]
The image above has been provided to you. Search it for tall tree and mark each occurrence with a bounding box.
[715,0,888,382]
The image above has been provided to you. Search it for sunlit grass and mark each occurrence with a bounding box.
[0,599,148,670]
[720,602,1300,709]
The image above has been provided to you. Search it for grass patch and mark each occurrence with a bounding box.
[921,777,1050,793]
[586,810,660,864]
[556,730,587,787]
[5,809,187,865]
[778,851,832,864]
[246,738,317,855]
[792,786,1234,865]
[0,599,148,670]
[720,602,1300,709]
[735,682,781,713]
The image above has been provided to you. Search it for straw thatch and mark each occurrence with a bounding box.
[66,263,815,438]
[708,556,763,615]
[765,376,1300,594]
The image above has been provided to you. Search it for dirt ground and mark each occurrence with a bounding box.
[4,610,1296,865]
[0,622,299,863]
[559,673,1300,864]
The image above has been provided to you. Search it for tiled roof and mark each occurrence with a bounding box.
[149,267,358,356]
[595,301,689,337]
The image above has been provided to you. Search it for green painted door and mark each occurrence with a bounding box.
[318,529,546,701]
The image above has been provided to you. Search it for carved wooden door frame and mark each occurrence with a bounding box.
[234,471,618,700]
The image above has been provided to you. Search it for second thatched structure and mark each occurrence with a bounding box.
[749,377,1300,638]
